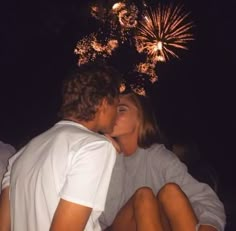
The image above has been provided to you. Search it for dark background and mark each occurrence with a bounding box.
[1,0,235,229]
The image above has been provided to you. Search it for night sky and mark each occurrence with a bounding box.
[1,0,236,228]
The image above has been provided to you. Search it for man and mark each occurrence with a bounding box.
[0,63,121,231]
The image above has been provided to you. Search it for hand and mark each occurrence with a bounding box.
[104,134,121,153]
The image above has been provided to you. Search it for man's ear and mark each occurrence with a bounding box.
[100,98,108,113]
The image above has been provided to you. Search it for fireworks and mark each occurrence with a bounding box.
[110,2,138,29]
[135,4,194,63]
[74,1,194,93]
[112,2,126,13]
[119,82,126,93]
[75,1,139,65]
[119,79,146,96]
[135,62,158,83]
[131,84,146,96]
[91,1,138,41]
[109,2,139,42]
[74,33,118,66]
[117,4,138,29]
[90,4,107,22]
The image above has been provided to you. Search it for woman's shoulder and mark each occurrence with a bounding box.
[144,144,188,178]
[148,143,176,156]
[145,143,180,163]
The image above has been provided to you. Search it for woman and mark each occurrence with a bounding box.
[99,91,226,231]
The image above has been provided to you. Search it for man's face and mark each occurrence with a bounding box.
[109,94,139,138]
[99,97,119,134]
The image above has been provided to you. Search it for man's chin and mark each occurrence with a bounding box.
[108,131,118,137]
[102,127,114,135]
[107,130,114,136]
[104,125,119,136]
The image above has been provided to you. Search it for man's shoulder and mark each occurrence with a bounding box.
[53,122,109,147]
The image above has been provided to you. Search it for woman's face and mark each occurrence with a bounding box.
[109,94,140,138]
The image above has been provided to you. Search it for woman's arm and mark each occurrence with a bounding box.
[151,145,226,231]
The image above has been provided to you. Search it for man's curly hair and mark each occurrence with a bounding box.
[58,63,122,121]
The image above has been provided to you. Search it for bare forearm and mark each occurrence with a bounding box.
[0,187,10,231]
[199,225,217,231]
[50,199,92,231]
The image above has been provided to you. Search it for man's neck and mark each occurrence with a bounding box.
[63,117,99,132]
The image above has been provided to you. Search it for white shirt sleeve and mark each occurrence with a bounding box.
[0,141,16,192]
[1,149,24,191]
[59,140,116,211]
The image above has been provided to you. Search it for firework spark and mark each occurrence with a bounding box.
[135,4,194,63]
[110,2,139,42]
[111,2,138,28]
[91,4,107,22]
[112,2,126,13]
[119,79,146,96]
[119,81,126,93]
[117,5,138,29]
[74,33,118,66]
[130,84,146,96]
[136,62,158,83]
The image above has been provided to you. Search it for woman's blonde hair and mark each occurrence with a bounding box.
[121,91,162,148]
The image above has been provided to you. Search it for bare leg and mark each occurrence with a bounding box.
[107,184,198,231]
[109,187,164,231]
[157,183,198,231]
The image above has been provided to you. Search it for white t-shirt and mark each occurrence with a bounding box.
[0,141,15,192]
[2,121,116,231]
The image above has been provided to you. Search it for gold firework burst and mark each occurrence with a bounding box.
[135,3,194,63]
[135,62,158,83]
[74,33,118,66]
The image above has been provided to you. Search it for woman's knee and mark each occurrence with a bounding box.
[133,187,156,206]
[134,187,155,197]
[158,183,184,203]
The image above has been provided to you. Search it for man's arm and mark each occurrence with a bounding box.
[0,187,10,231]
[199,225,217,231]
[50,198,92,231]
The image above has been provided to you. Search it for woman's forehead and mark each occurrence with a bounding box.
[119,95,132,104]
[119,95,138,109]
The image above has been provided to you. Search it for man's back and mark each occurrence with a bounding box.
[4,121,116,231]
[0,63,121,230]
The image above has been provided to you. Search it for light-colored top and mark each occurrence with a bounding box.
[0,141,15,192]
[2,121,116,231]
[99,144,226,231]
